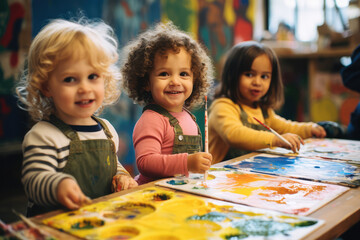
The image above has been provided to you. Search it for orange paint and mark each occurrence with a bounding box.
[206,173,328,203]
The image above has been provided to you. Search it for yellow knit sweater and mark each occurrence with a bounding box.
[208,98,314,164]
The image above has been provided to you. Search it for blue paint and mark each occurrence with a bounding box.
[167,179,188,185]
[224,155,360,187]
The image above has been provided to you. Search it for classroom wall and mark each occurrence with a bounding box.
[0,0,259,176]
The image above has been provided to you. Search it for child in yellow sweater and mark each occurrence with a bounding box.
[209,41,326,163]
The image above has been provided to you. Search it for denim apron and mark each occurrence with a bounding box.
[26,115,117,217]
[143,104,202,154]
[223,106,270,161]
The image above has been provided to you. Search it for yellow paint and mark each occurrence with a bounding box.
[43,187,318,239]
[107,156,110,166]
[206,173,215,180]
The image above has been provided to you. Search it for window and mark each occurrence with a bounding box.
[267,0,350,42]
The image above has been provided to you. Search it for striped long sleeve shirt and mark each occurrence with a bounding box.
[21,118,129,208]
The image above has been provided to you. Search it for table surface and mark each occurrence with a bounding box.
[27,152,360,240]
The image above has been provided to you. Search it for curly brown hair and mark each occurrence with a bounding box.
[121,21,214,109]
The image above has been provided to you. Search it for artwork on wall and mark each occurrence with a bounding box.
[310,71,360,125]
[156,168,348,216]
[43,187,324,240]
[224,153,360,187]
[0,0,31,144]
[258,138,360,164]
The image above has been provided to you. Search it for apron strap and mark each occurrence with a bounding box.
[48,115,80,141]
[92,117,113,139]
[143,104,184,135]
[239,105,270,131]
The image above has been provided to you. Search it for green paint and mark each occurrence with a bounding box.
[293,220,317,227]
[71,219,104,230]
[232,219,293,236]
[223,233,248,240]
[152,193,172,201]
[187,212,229,222]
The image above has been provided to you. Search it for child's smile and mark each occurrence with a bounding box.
[43,56,105,125]
[149,47,194,112]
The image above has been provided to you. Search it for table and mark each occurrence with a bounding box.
[25,152,360,240]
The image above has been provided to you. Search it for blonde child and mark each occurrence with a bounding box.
[209,41,326,163]
[121,22,214,185]
[16,18,137,217]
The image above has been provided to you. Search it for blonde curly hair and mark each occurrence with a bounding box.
[121,21,214,109]
[16,18,121,122]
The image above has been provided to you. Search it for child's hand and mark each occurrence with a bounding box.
[187,152,212,173]
[311,124,326,138]
[272,133,304,153]
[57,178,91,210]
[111,174,138,192]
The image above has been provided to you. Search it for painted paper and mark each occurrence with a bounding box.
[156,168,348,216]
[43,187,324,240]
[224,153,360,187]
[258,138,360,164]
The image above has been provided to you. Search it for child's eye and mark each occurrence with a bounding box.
[88,73,99,80]
[244,72,253,77]
[261,74,270,80]
[180,71,190,77]
[63,77,76,83]
[159,72,169,77]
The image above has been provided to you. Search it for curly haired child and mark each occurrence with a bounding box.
[121,21,214,185]
[16,18,137,217]
[209,41,326,163]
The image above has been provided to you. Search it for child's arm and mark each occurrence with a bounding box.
[111,161,138,192]
[21,122,83,208]
[209,99,276,150]
[187,152,212,173]
[269,110,326,139]
[311,124,327,138]
[133,111,190,178]
[57,178,91,209]
[111,174,138,192]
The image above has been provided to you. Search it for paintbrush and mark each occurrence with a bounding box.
[12,209,51,238]
[253,117,297,152]
[204,96,209,181]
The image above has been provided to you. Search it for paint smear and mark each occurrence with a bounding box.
[43,187,324,240]
[224,154,360,187]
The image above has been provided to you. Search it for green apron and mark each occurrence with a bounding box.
[223,106,270,161]
[143,104,202,154]
[26,115,117,217]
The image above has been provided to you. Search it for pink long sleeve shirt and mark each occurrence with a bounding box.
[133,109,198,185]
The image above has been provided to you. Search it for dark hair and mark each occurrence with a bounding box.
[215,41,284,109]
[121,21,214,108]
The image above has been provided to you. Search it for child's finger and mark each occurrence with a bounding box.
[123,178,130,190]
[63,197,80,210]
